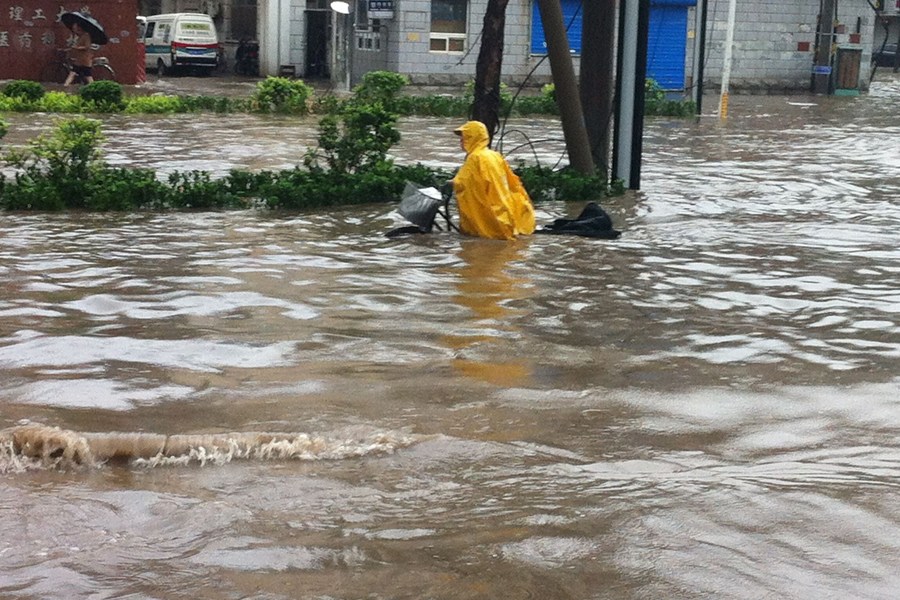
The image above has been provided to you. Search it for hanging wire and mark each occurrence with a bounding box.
[496,0,584,170]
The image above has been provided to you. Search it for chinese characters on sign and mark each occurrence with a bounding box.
[367,0,394,19]
[1,5,82,52]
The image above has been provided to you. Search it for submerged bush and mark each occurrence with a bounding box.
[3,80,45,102]
[251,76,314,113]
[2,116,105,209]
[305,103,401,174]
[352,71,409,112]
[644,78,696,117]
[124,94,186,114]
[516,164,614,203]
[84,167,170,210]
[79,80,125,112]
[0,112,620,212]
[0,94,29,112]
[37,91,84,112]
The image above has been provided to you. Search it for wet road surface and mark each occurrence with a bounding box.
[1,74,899,599]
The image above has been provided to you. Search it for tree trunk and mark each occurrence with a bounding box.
[536,0,594,175]
[471,0,510,144]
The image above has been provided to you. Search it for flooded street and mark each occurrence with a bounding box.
[2,75,900,599]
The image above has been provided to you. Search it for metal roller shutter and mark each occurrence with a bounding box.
[530,0,694,91]
[647,4,689,90]
[530,0,583,55]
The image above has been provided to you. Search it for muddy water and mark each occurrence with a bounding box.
[2,75,900,599]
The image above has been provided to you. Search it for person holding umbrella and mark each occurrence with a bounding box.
[61,12,108,86]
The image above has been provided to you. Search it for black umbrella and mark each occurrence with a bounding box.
[61,11,109,46]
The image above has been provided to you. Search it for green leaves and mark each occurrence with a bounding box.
[78,80,125,112]
[2,116,105,209]
[251,77,314,113]
[0,108,621,212]
[644,77,697,117]
[2,80,46,102]
[305,104,401,174]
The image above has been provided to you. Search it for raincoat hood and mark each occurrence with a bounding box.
[455,121,490,154]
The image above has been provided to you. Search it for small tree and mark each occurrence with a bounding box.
[304,71,406,173]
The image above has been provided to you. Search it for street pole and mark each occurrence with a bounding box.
[691,0,708,114]
[813,0,837,93]
[718,0,736,119]
[330,1,352,91]
[535,0,595,175]
[613,0,649,190]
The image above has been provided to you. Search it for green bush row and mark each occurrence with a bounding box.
[0,110,617,212]
[1,74,695,118]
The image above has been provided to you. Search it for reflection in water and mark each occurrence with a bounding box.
[1,77,900,599]
[443,239,534,386]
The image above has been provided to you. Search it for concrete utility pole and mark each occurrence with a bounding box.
[613,0,649,190]
[535,0,594,175]
[718,0,736,118]
[579,0,616,175]
[471,0,511,143]
[813,0,837,93]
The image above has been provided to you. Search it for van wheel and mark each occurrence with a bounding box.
[157,59,167,76]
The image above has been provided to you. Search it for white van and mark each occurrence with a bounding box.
[142,13,218,75]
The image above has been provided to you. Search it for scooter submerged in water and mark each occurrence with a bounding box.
[385,182,458,238]
[386,181,622,239]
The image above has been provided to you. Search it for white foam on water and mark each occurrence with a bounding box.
[0,424,421,472]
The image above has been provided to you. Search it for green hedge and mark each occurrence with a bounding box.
[0,75,695,117]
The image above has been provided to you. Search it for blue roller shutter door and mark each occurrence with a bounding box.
[530,0,582,54]
[530,0,692,91]
[647,5,688,90]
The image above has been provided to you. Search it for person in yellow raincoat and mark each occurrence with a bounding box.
[452,121,536,240]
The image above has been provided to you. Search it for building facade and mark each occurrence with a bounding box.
[0,0,886,90]
[136,0,884,93]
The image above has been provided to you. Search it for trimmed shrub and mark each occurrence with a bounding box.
[79,80,125,111]
[3,80,46,102]
[352,71,409,112]
[516,164,613,203]
[84,167,170,210]
[252,77,314,113]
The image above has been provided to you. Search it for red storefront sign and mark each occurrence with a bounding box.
[0,1,139,84]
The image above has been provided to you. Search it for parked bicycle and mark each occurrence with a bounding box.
[42,48,116,84]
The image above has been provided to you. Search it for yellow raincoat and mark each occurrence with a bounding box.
[453,121,536,240]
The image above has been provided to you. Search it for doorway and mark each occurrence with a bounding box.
[305,10,330,78]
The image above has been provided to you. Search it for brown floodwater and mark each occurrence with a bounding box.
[1,74,899,599]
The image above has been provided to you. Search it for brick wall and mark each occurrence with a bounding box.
[697,0,873,92]
[386,0,558,86]
[0,0,140,84]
